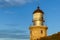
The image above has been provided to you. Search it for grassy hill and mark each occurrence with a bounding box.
[40,32,60,40]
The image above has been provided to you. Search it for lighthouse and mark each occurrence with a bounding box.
[29,6,48,40]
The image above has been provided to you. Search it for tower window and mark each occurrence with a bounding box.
[33,22,36,25]
[30,31,32,33]
[41,30,43,34]
[37,39,39,40]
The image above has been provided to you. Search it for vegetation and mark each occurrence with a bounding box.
[40,32,60,40]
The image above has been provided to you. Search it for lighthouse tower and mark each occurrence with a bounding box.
[29,6,48,40]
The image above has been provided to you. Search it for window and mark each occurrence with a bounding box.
[41,30,43,34]
[37,39,39,40]
[30,31,32,33]
[33,22,36,25]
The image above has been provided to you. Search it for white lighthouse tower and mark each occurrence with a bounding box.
[29,6,48,40]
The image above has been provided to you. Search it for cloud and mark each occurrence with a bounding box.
[0,0,33,7]
[0,38,29,40]
[5,24,19,26]
[0,34,29,39]
[0,30,29,39]
[0,30,26,33]
[4,11,15,14]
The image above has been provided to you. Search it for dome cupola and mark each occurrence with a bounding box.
[33,6,44,14]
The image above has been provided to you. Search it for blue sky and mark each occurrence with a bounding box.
[0,0,60,40]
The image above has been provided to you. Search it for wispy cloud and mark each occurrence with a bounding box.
[0,30,26,33]
[0,0,33,7]
[5,24,19,26]
[4,11,15,14]
[0,30,29,39]
[0,33,29,39]
[0,38,29,40]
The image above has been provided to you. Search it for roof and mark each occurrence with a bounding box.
[33,6,44,14]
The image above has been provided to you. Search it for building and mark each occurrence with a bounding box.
[29,6,48,40]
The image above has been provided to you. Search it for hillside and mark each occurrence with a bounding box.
[40,32,60,40]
